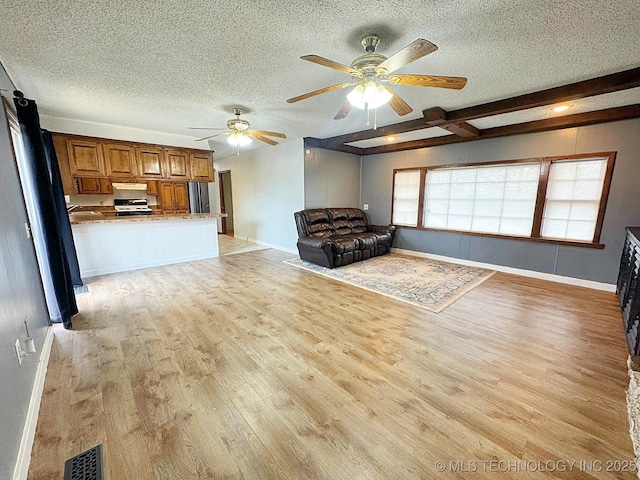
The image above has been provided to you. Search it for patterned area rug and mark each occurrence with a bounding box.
[284,253,496,313]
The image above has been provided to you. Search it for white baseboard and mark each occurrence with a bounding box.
[13,325,55,480]
[238,235,298,255]
[392,248,616,292]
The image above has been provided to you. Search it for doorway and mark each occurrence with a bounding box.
[219,170,234,236]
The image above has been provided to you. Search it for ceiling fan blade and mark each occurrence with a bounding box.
[301,55,360,76]
[248,131,278,146]
[384,86,413,116]
[252,129,286,138]
[334,99,352,120]
[388,74,467,89]
[377,39,438,74]
[196,131,230,141]
[287,82,354,103]
[189,127,226,130]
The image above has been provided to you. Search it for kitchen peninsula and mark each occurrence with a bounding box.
[70,213,225,277]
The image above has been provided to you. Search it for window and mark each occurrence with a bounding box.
[423,163,540,236]
[392,169,421,227]
[541,158,609,241]
[390,152,615,247]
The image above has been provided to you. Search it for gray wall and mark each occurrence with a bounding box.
[304,147,361,209]
[0,76,51,476]
[361,118,640,284]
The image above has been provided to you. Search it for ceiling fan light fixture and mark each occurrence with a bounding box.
[227,131,252,147]
[347,80,392,110]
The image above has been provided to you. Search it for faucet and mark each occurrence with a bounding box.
[66,204,81,213]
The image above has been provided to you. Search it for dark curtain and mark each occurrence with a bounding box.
[14,96,77,329]
[42,130,83,289]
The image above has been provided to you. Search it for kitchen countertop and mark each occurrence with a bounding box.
[70,213,227,225]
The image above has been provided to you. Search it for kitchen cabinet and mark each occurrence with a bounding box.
[76,177,113,195]
[146,180,159,196]
[104,143,138,178]
[190,151,215,181]
[159,182,189,214]
[66,138,106,177]
[164,150,190,180]
[136,146,165,179]
[52,133,215,197]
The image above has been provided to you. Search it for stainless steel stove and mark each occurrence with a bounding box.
[113,198,153,216]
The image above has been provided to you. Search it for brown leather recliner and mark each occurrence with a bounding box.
[294,208,396,268]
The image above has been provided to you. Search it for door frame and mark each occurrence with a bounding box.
[218,170,233,235]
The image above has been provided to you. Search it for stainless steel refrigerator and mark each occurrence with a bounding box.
[188,182,210,213]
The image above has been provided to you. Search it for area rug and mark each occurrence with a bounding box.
[284,253,496,313]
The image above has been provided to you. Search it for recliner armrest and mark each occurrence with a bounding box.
[367,224,396,234]
[297,235,331,249]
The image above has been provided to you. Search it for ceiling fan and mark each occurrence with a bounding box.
[287,35,467,125]
[190,108,286,154]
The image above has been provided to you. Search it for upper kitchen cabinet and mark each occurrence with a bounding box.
[66,138,106,177]
[104,142,138,178]
[190,151,215,182]
[52,133,215,195]
[136,145,165,180]
[136,146,165,179]
[164,149,190,180]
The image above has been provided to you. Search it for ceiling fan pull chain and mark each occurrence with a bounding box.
[374,108,378,130]
[366,106,371,127]
[236,144,240,156]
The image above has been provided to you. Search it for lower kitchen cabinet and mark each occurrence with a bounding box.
[159,182,189,214]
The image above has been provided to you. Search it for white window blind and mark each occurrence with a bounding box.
[392,170,421,227]
[423,163,540,236]
[541,158,608,241]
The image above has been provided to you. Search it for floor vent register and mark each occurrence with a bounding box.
[63,444,103,480]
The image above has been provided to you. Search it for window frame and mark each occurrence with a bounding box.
[390,152,616,249]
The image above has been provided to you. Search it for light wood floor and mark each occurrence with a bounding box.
[218,234,269,256]
[28,249,635,479]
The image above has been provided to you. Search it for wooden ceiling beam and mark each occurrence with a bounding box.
[319,117,428,148]
[363,104,640,155]
[447,67,640,122]
[314,67,640,150]
[304,137,365,155]
[422,107,479,137]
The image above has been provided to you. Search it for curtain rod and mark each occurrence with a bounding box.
[0,88,29,106]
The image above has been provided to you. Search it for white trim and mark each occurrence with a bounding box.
[239,235,298,255]
[13,325,55,480]
[392,248,616,292]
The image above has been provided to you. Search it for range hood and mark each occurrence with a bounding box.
[112,182,148,191]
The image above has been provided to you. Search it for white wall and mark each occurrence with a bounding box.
[214,140,305,253]
[40,115,206,150]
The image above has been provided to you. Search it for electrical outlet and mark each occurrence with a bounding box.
[15,339,23,366]
[363,204,369,211]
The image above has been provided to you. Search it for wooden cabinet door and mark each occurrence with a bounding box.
[76,177,113,194]
[174,183,189,212]
[52,134,75,195]
[164,150,189,180]
[146,180,159,196]
[136,146,165,179]
[104,143,137,178]
[66,139,106,177]
[159,182,176,212]
[189,152,214,182]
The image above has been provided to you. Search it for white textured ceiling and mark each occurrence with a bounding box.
[0,0,638,159]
